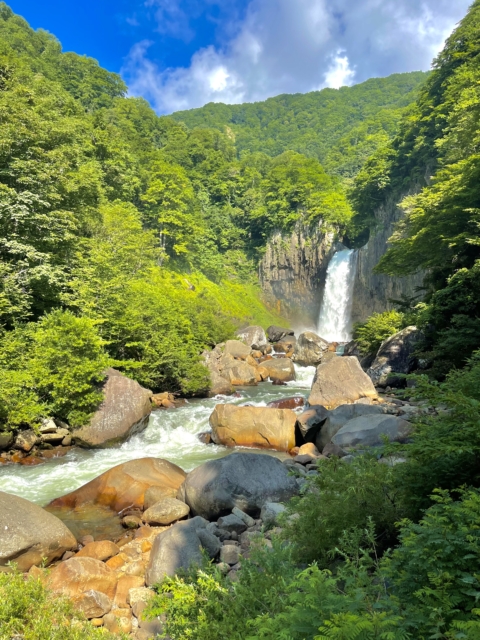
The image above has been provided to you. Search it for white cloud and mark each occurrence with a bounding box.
[122,0,472,114]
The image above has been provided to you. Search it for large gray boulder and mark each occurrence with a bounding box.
[293,332,329,367]
[332,415,412,449]
[316,403,387,450]
[296,406,329,444]
[177,453,298,520]
[73,369,152,447]
[223,340,251,360]
[237,326,267,349]
[308,357,378,409]
[146,517,208,586]
[0,491,77,571]
[367,326,421,386]
[267,326,294,343]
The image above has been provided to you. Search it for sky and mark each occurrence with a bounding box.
[8,0,472,114]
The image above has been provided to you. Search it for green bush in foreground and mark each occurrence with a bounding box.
[0,570,117,640]
[281,455,404,565]
[353,310,405,356]
[149,489,480,640]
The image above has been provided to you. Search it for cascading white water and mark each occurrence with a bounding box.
[317,249,357,342]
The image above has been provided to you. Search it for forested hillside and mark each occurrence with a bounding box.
[0,1,367,431]
[170,72,427,183]
[351,0,480,377]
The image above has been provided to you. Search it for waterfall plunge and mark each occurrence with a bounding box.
[317,249,357,342]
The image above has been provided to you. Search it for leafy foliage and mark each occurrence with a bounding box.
[281,456,403,565]
[353,310,405,356]
[170,72,428,185]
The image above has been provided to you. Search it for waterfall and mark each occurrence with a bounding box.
[317,249,357,342]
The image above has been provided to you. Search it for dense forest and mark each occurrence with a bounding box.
[4,1,480,638]
[0,2,425,432]
[170,72,427,185]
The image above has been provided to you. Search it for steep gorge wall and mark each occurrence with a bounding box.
[260,195,425,327]
[351,192,425,325]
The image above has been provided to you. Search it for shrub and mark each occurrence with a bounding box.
[353,310,405,356]
[281,456,404,565]
[0,310,110,430]
[0,569,118,639]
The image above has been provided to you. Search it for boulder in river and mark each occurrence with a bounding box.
[177,452,298,520]
[267,396,304,410]
[236,326,267,349]
[296,406,329,444]
[293,331,329,366]
[210,404,296,451]
[308,357,378,409]
[332,414,412,449]
[48,457,186,513]
[267,325,294,343]
[72,369,152,448]
[0,491,77,570]
[257,357,295,383]
[367,326,421,386]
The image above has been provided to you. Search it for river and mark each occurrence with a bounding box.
[0,365,316,507]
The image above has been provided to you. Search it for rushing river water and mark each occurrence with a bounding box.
[0,365,316,507]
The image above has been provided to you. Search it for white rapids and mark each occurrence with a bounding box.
[0,365,316,506]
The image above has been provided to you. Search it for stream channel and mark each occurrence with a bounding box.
[0,365,316,509]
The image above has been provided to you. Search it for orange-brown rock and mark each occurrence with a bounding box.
[48,557,118,601]
[267,396,304,410]
[73,589,112,619]
[48,458,186,513]
[209,404,296,452]
[297,442,321,457]
[151,392,175,408]
[72,369,152,448]
[114,575,145,608]
[76,540,120,562]
[308,357,378,409]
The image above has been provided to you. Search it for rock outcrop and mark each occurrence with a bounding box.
[177,452,298,520]
[367,326,421,386]
[73,369,152,448]
[48,458,186,513]
[210,404,296,451]
[293,331,329,366]
[0,491,77,570]
[308,357,378,408]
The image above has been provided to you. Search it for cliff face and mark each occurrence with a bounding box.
[260,194,425,327]
[351,193,425,325]
[259,222,339,327]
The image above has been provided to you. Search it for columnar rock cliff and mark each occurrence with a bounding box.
[351,193,425,325]
[259,222,339,326]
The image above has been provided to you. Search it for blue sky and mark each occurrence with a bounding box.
[8,0,472,114]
